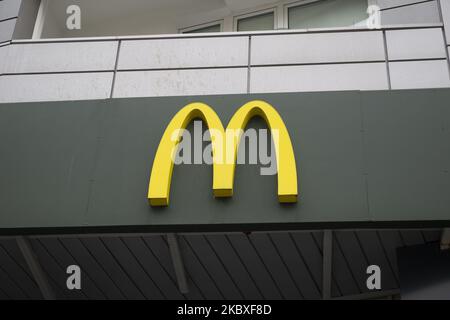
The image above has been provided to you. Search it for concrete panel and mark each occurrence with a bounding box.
[0,0,21,21]
[118,37,249,70]
[0,72,114,103]
[389,60,450,89]
[386,28,446,60]
[113,68,247,98]
[251,31,385,65]
[441,0,450,45]
[250,63,388,93]
[0,18,16,43]
[3,41,118,73]
[381,1,440,25]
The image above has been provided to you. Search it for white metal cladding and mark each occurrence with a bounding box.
[0,0,21,21]
[380,0,441,25]
[0,73,114,103]
[0,229,442,300]
[249,63,389,93]
[250,31,385,65]
[385,28,447,60]
[2,42,119,73]
[118,37,249,70]
[0,18,16,43]
[389,60,450,89]
[1,26,450,102]
[0,44,6,74]
[113,68,248,98]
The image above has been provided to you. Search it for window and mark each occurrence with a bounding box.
[236,11,275,32]
[181,23,221,34]
[25,0,375,39]
[288,0,369,30]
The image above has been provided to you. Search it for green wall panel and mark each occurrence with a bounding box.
[0,89,449,233]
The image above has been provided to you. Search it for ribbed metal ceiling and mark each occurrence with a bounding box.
[0,229,442,300]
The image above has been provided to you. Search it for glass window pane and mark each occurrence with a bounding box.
[237,12,274,31]
[288,0,368,29]
[183,24,221,34]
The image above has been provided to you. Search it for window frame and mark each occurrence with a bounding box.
[284,0,324,30]
[284,0,370,30]
[233,7,277,32]
[178,20,223,34]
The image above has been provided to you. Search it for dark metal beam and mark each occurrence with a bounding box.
[16,236,56,300]
[322,230,333,300]
[167,233,189,294]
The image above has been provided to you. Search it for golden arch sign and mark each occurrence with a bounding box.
[148,100,298,206]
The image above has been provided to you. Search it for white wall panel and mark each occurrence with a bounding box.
[251,31,385,65]
[3,41,118,73]
[118,37,249,70]
[389,60,450,89]
[381,1,440,25]
[250,63,388,93]
[0,0,22,21]
[0,44,7,74]
[0,18,16,43]
[386,28,446,60]
[113,68,247,98]
[0,73,114,103]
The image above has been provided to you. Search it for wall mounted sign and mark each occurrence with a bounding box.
[0,89,449,233]
[148,100,298,206]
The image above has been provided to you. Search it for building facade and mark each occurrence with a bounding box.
[0,0,450,300]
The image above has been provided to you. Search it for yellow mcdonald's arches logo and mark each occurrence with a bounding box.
[148,100,298,206]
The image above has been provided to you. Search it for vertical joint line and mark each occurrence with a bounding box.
[322,230,333,300]
[16,236,56,300]
[247,35,252,94]
[167,233,189,294]
[359,95,371,220]
[110,40,122,99]
[382,30,392,90]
